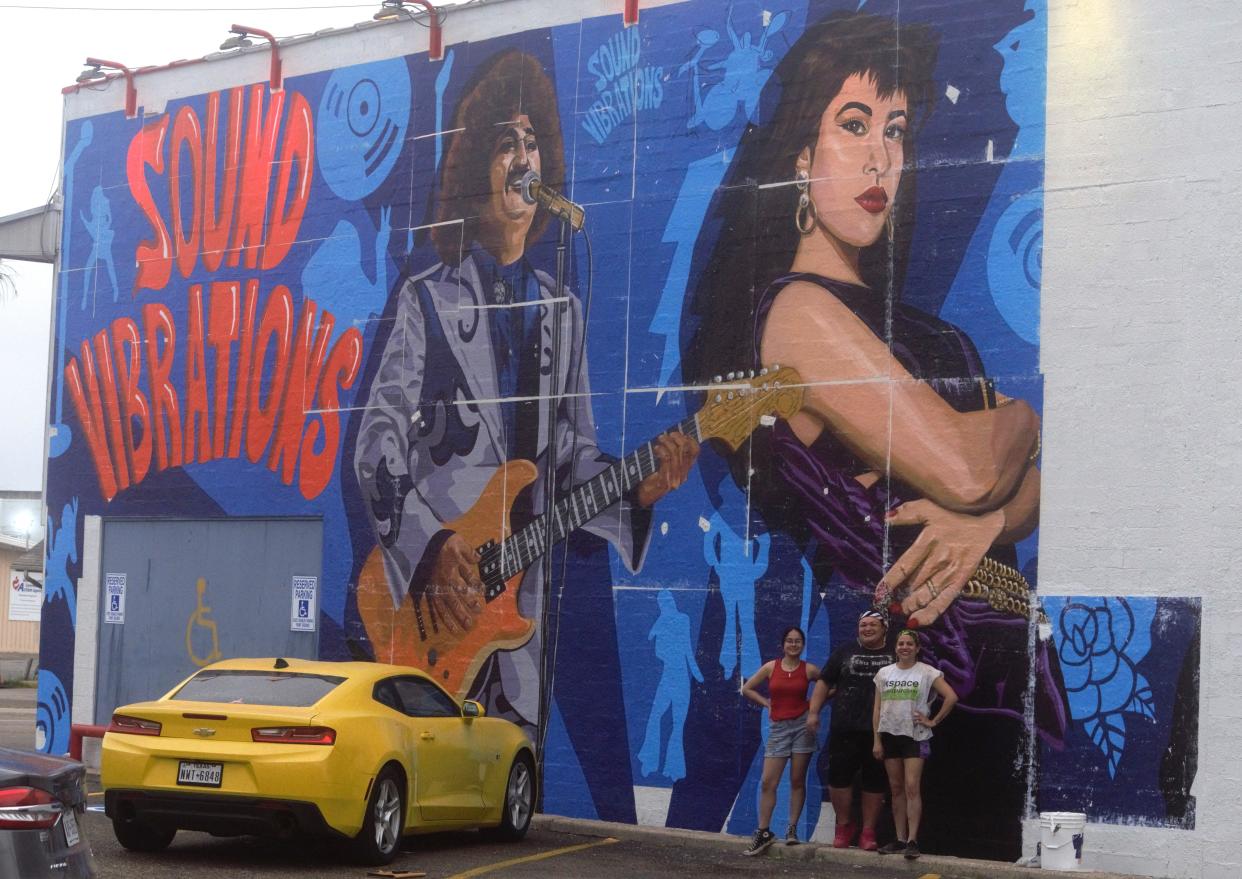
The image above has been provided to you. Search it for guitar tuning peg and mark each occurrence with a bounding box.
[747,369,755,378]
[726,371,736,381]
[712,375,722,383]
[727,391,735,400]
[760,367,769,375]
[772,363,781,369]
[715,393,723,403]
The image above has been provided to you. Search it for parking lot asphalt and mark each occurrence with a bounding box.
[2,689,1144,879]
[81,806,946,879]
[0,684,37,751]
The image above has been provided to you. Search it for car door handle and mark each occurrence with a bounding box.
[420,731,435,741]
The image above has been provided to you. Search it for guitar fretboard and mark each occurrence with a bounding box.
[477,414,702,594]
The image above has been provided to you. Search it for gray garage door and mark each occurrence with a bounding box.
[94,518,322,724]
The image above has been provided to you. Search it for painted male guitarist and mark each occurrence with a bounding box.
[353,49,698,732]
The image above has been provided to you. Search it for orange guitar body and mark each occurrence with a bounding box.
[356,460,539,698]
[355,366,804,700]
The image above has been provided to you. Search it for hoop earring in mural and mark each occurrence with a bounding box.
[886,208,895,243]
[795,170,817,235]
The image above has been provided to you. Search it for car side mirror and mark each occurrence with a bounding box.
[462,700,485,719]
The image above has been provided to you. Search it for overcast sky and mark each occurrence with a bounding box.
[0,0,465,493]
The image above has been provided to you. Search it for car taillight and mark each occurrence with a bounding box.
[251,726,336,745]
[0,787,60,830]
[107,714,162,736]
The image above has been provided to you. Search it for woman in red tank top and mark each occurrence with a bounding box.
[740,626,822,855]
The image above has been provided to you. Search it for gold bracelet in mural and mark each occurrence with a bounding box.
[960,556,1049,625]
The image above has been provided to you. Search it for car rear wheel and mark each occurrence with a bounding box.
[112,813,176,852]
[484,753,535,842]
[353,767,404,865]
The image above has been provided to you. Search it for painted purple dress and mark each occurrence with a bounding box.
[751,273,1067,742]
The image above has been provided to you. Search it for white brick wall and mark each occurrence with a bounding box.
[1039,0,1242,875]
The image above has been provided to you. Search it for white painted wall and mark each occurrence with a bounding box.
[1037,0,1242,876]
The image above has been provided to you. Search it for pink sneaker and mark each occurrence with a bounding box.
[832,822,856,848]
[858,828,878,851]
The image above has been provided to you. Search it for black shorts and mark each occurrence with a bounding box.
[880,732,931,761]
[826,730,888,793]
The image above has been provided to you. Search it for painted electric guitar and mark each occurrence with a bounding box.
[357,366,804,697]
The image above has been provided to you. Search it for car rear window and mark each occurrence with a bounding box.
[173,671,345,707]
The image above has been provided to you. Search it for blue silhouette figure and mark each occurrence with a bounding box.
[51,120,94,458]
[650,155,728,390]
[302,208,393,347]
[81,185,118,307]
[44,498,79,625]
[986,3,1045,346]
[939,0,1046,360]
[680,5,788,131]
[36,669,70,755]
[638,589,704,781]
[704,511,769,680]
[303,57,410,339]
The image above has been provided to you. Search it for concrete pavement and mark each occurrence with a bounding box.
[534,814,1156,879]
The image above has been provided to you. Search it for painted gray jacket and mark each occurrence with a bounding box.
[354,250,653,615]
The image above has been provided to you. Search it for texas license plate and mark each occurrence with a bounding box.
[61,807,80,847]
[177,761,223,787]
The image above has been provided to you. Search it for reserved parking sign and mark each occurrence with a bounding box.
[290,576,317,632]
[104,573,126,624]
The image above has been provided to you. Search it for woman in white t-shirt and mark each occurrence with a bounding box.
[871,628,958,860]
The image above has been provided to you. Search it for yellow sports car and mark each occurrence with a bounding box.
[101,658,535,865]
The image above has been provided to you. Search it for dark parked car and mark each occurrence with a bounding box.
[0,747,96,878]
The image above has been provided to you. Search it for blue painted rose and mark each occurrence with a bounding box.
[1057,599,1138,719]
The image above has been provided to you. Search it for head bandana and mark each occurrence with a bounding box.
[859,609,888,627]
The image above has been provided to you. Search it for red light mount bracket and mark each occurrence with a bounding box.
[376,0,444,62]
[230,24,283,91]
[82,57,137,118]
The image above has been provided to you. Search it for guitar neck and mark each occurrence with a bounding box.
[486,414,702,585]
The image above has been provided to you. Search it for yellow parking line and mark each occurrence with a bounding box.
[444,837,619,878]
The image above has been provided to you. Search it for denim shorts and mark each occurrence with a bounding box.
[765,713,817,758]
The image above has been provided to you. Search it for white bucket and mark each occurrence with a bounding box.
[1038,811,1086,871]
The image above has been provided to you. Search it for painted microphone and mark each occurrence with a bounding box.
[520,170,586,232]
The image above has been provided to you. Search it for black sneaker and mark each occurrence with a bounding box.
[904,841,922,860]
[877,839,907,855]
[785,824,800,846]
[743,828,776,856]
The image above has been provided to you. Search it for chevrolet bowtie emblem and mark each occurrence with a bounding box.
[192,728,216,737]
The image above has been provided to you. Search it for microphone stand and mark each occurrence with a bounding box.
[534,212,570,810]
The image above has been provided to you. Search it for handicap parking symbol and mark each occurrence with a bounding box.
[298,599,309,618]
[110,595,120,612]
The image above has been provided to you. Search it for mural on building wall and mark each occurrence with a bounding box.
[1039,596,1200,828]
[37,0,1202,860]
